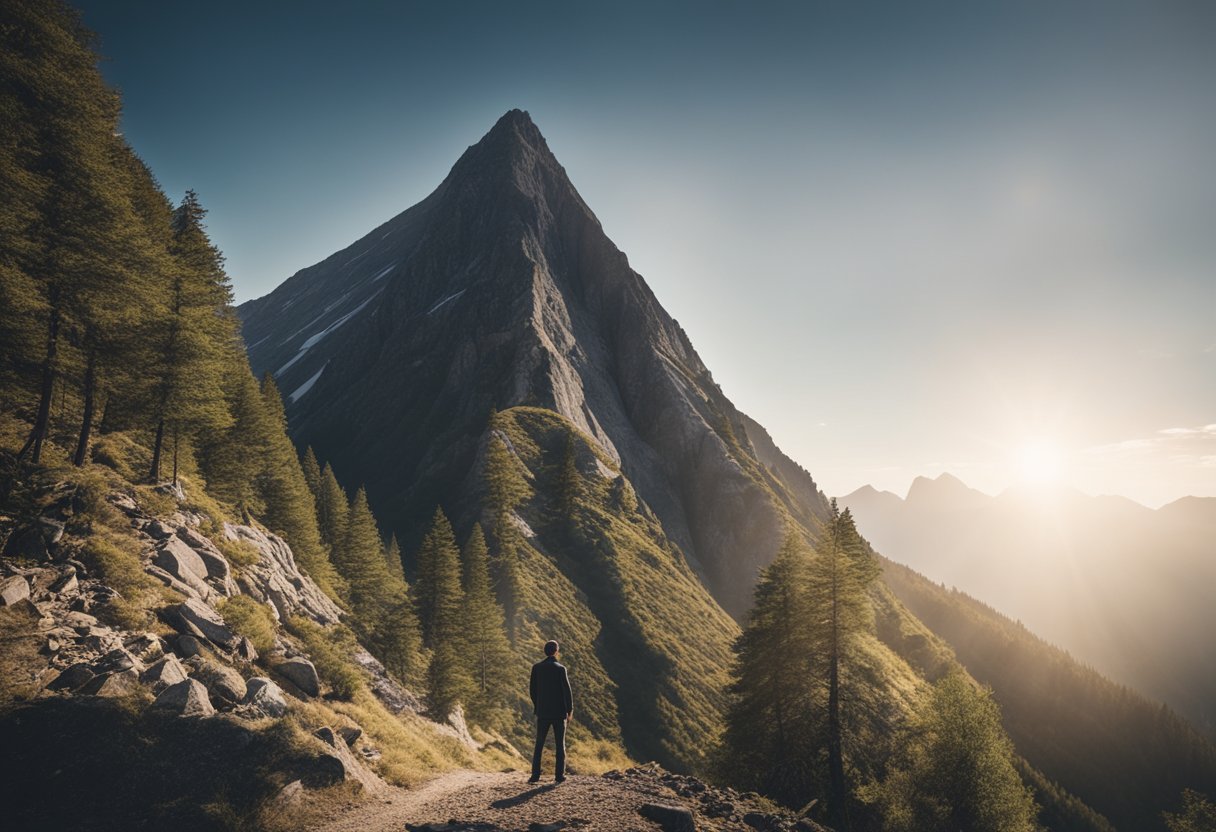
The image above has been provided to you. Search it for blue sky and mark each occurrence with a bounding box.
[76,0,1216,506]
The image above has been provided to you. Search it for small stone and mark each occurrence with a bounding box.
[78,668,141,697]
[235,636,258,663]
[152,678,214,716]
[123,632,165,663]
[50,571,78,595]
[338,725,363,746]
[47,662,95,692]
[0,575,30,606]
[638,803,696,832]
[177,634,203,657]
[63,610,98,631]
[314,726,338,747]
[276,656,320,697]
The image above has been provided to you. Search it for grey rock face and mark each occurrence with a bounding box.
[153,537,214,600]
[223,523,341,625]
[152,678,215,717]
[276,656,320,697]
[78,668,141,698]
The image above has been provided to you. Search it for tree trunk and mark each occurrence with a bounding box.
[171,425,179,485]
[827,594,849,830]
[18,307,61,464]
[149,417,165,482]
[72,348,97,466]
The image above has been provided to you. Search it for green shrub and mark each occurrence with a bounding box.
[81,534,154,629]
[286,617,363,699]
[90,432,150,483]
[218,537,260,568]
[219,596,278,655]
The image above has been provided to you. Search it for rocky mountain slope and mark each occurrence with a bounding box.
[239,109,831,621]
[843,474,1216,732]
[0,467,520,830]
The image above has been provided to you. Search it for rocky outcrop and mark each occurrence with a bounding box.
[223,523,342,625]
[0,574,29,605]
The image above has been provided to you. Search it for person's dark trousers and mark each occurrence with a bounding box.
[530,717,566,778]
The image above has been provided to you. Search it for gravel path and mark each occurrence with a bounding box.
[314,769,685,832]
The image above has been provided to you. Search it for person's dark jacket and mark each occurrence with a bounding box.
[530,656,573,720]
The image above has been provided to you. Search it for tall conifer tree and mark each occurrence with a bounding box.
[720,528,820,804]
[806,500,880,828]
[482,427,529,640]
[415,507,473,715]
[316,463,349,554]
[459,524,513,722]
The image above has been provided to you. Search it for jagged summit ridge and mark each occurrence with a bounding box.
[239,111,833,617]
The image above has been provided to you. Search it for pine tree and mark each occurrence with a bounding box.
[256,374,341,598]
[482,427,530,640]
[1164,789,1216,832]
[196,361,271,517]
[1,1,148,464]
[316,463,349,554]
[385,534,405,583]
[805,499,881,828]
[377,585,423,686]
[146,191,235,483]
[335,487,394,623]
[415,507,473,715]
[870,673,1038,832]
[459,524,514,723]
[301,446,322,499]
[720,528,820,805]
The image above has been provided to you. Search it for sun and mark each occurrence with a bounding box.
[1013,439,1064,485]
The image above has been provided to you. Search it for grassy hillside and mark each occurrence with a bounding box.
[883,557,1216,831]
[480,406,739,771]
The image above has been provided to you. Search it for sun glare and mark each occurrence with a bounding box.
[1014,439,1064,485]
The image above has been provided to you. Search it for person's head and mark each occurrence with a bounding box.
[544,639,559,657]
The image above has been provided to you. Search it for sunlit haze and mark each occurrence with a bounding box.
[75,0,1215,508]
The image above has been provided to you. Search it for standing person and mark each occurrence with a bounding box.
[529,639,573,783]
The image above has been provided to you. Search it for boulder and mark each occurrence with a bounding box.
[144,563,204,600]
[47,662,95,692]
[243,677,289,717]
[123,632,165,664]
[302,727,382,792]
[638,803,696,832]
[141,654,188,690]
[154,537,212,599]
[338,725,363,746]
[0,575,30,606]
[91,647,143,675]
[176,633,204,657]
[78,668,141,698]
[276,656,320,697]
[152,678,215,717]
[107,492,139,514]
[62,610,98,632]
[50,571,78,595]
[175,528,235,591]
[234,636,258,663]
[169,598,235,648]
[185,655,247,705]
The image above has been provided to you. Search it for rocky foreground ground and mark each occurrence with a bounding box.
[309,766,827,832]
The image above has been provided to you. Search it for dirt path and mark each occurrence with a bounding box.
[312,769,683,832]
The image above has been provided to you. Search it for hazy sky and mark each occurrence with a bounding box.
[76,1,1215,507]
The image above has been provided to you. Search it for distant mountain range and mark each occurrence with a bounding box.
[842,474,1216,733]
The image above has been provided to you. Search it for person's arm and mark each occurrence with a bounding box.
[530,664,538,710]
[562,666,573,720]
